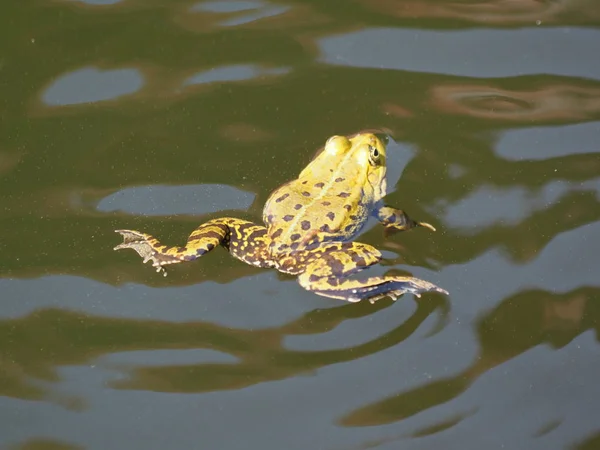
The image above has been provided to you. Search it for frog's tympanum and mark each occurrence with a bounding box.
[114,133,448,303]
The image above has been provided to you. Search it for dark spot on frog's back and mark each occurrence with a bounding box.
[283,215,294,222]
[271,228,283,239]
[294,204,303,210]
[290,233,301,241]
[314,182,325,188]
[344,204,352,211]
[338,192,351,198]
[275,193,289,203]
[301,220,311,230]
[302,191,311,197]
[335,177,345,183]
[326,212,335,221]
[320,224,330,232]
[322,201,331,206]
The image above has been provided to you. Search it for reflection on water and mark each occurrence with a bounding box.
[441,180,600,229]
[96,184,255,215]
[2,0,600,448]
[7,438,83,450]
[497,122,600,160]
[192,1,267,13]
[42,67,144,106]
[102,348,239,366]
[180,0,296,32]
[319,27,600,79]
[73,0,123,5]
[358,0,600,26]
[192,0,291,27]
[184,64,289,86]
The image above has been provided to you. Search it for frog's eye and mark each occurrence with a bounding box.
[368,145,381,165]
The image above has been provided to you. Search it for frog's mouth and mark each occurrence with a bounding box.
[372,174,387,201]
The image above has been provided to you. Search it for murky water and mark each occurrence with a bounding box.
[2,1,600,449]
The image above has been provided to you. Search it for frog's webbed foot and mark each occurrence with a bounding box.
[300,272,448,303]
[363,277,449,304]
[114,230,187,276]
[378,206,437,234]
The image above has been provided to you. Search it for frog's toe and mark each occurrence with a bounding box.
[114,229,185,275]
[417,221,437,232]
[114,230,151,249]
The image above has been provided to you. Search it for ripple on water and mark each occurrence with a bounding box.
[429,83,600,122]
[42,67,144,106]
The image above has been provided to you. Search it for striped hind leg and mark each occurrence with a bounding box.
[297,242,448,303]
[114,217,274,275]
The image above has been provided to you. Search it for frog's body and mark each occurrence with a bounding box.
[114,133,448,303]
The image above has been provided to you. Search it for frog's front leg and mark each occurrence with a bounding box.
[114,217,274,275]
[376,205,436,234]
[296,242,448,303]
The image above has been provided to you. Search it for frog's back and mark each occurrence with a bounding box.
[263,176,371,252]
[262,133,387,255]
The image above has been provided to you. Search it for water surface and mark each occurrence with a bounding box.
[2,1,600,449]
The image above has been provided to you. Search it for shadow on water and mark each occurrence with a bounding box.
[0,296,441,397]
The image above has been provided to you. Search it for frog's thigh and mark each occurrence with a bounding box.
[228,222,276,268]
[297,242,447,303]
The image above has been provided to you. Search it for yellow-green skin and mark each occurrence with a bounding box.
[114,133,448,303]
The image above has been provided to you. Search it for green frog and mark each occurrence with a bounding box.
[114,132,448,303]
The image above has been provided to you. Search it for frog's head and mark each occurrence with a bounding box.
[298,132,388,203]
[347,132,388,203]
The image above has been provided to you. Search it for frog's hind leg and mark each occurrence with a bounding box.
[297,242,448,303]
[114,218,274,275]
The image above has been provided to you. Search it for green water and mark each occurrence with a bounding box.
[2,1,600,449]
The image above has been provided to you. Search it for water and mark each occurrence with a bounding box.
[2,1,600,449]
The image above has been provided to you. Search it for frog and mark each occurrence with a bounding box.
[114,132,448,303]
